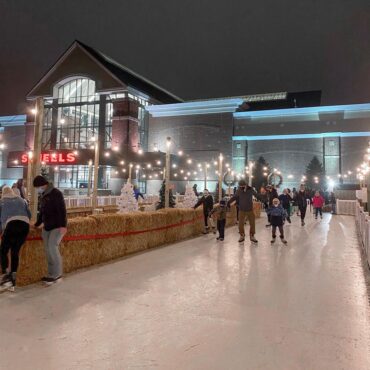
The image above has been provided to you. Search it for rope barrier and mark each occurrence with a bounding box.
[27,214,204,242]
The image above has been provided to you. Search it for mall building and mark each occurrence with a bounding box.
[1,40,369,194]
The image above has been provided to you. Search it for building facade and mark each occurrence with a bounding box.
[2,41,369,195]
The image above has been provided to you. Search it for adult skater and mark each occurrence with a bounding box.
[227,179,258,243]
[278,188,292,223]
[0,186,31,291]
[33,175,67,285]
[194,189,214,233]
[295,184,310,226]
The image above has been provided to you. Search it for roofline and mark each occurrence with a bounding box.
[233,103,370,120]
[89,43,183,103]
[0,115,27,127]
[146,98,244,117]
[27,41,126,99]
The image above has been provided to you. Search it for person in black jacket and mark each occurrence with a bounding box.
[278,188,292,223]
[194,189,214,233]
[33,175,67,285]
[294,184,310,226]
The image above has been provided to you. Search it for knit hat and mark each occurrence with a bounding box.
[33,175,48,187]
[238,179,247,187]
[2,186,16,198]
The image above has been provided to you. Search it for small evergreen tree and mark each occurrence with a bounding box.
[305,156,326,190]
[252,156,270,191]
[156,180,176,209]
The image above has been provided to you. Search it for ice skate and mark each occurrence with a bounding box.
[271,237,276,244]
[281,237,288,244]
[0,273,15,293]
[238,236,245,243]
[42,276,63,286]
[250,236,258,243]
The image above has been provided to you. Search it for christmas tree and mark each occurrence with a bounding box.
[305,156,326,190]
[117,182,139,213]
[156,180,176,210]
[178,184,198,208]
[253,156,270,191]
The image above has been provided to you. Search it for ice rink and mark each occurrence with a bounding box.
[0,212,369,370]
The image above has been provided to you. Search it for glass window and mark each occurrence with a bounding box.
[58,78,99,104]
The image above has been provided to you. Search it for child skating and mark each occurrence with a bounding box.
[209,200,227,241]
[312,191,325,219]
[267,198,288,244]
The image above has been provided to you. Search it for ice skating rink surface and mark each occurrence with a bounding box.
[0,213,369,370]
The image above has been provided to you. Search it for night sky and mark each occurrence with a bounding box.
[1,0,370,115]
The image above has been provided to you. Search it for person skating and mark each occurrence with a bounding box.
[312,191,325,219]
[227,180,258,243]
[267,198,287,244]
[0,186,31,292]
[33,176,67,285]
[330,192,336,214]
[295,184,310,226]
[194,189,214,234]
[278,188,292,223]
[265,185,278,227]
[209,199,227,241]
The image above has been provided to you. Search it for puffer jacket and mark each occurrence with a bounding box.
[267,205,287,226]
[312,195,325,208]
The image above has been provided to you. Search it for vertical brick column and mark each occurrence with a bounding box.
[112,98,140,154]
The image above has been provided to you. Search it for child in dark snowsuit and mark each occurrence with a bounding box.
[210,200,227,241]
[267,198,288,244]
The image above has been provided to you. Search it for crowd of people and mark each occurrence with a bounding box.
[194,181,337,245]
[0,175,67,293]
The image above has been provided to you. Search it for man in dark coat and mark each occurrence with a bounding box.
[194,189,214,233]
[294,184,310,226]
[227,180,258,243]
[33,175,67,285]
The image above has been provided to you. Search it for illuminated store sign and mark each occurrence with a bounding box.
[20,152,77,164]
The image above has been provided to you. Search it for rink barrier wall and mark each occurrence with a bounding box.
[16,203,261,286]
[355,202,370,268]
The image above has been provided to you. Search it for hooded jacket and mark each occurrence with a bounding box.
[312,195,325,208]
[0,191,31,232]
[35,183,67,231]
[267,205,287,226]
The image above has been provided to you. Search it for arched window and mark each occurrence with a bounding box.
[57,77,98,104]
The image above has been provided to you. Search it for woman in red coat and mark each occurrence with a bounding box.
[312,191,325,219]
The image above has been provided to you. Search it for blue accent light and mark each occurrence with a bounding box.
[0,115,27,127]
[232,132,370,141]
[146,98,244,117]
[233,103,370,120]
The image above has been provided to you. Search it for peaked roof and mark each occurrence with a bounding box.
[27,40,182,104]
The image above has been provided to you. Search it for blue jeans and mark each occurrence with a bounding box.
[315,207,323,218]
[42,228,64,279]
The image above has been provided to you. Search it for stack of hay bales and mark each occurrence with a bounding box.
[16,206,243,287]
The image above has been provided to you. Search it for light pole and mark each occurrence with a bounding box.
[204,162,209,191]
[128,163,133,184]
[248,161,254,187]
[218,153,223,202]
[27,151,33,199]
[165,137,171,208]
[87,160,93,197]
[92,136,100,209]
[30,97,44,222]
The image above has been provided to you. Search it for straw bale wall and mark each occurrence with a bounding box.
[16,203,261,286]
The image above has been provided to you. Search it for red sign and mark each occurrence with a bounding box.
[21,152,77,164]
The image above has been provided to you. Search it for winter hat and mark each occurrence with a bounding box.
[238,179,247,187]
[2,186,16,198]
[33,175,49,187]
[272,198,280,205]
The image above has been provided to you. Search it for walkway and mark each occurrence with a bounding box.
[0,213,369,370]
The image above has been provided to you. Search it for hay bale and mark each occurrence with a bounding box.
[123,212,151,255]
[61,216,99,273]
[147,211,167,248]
